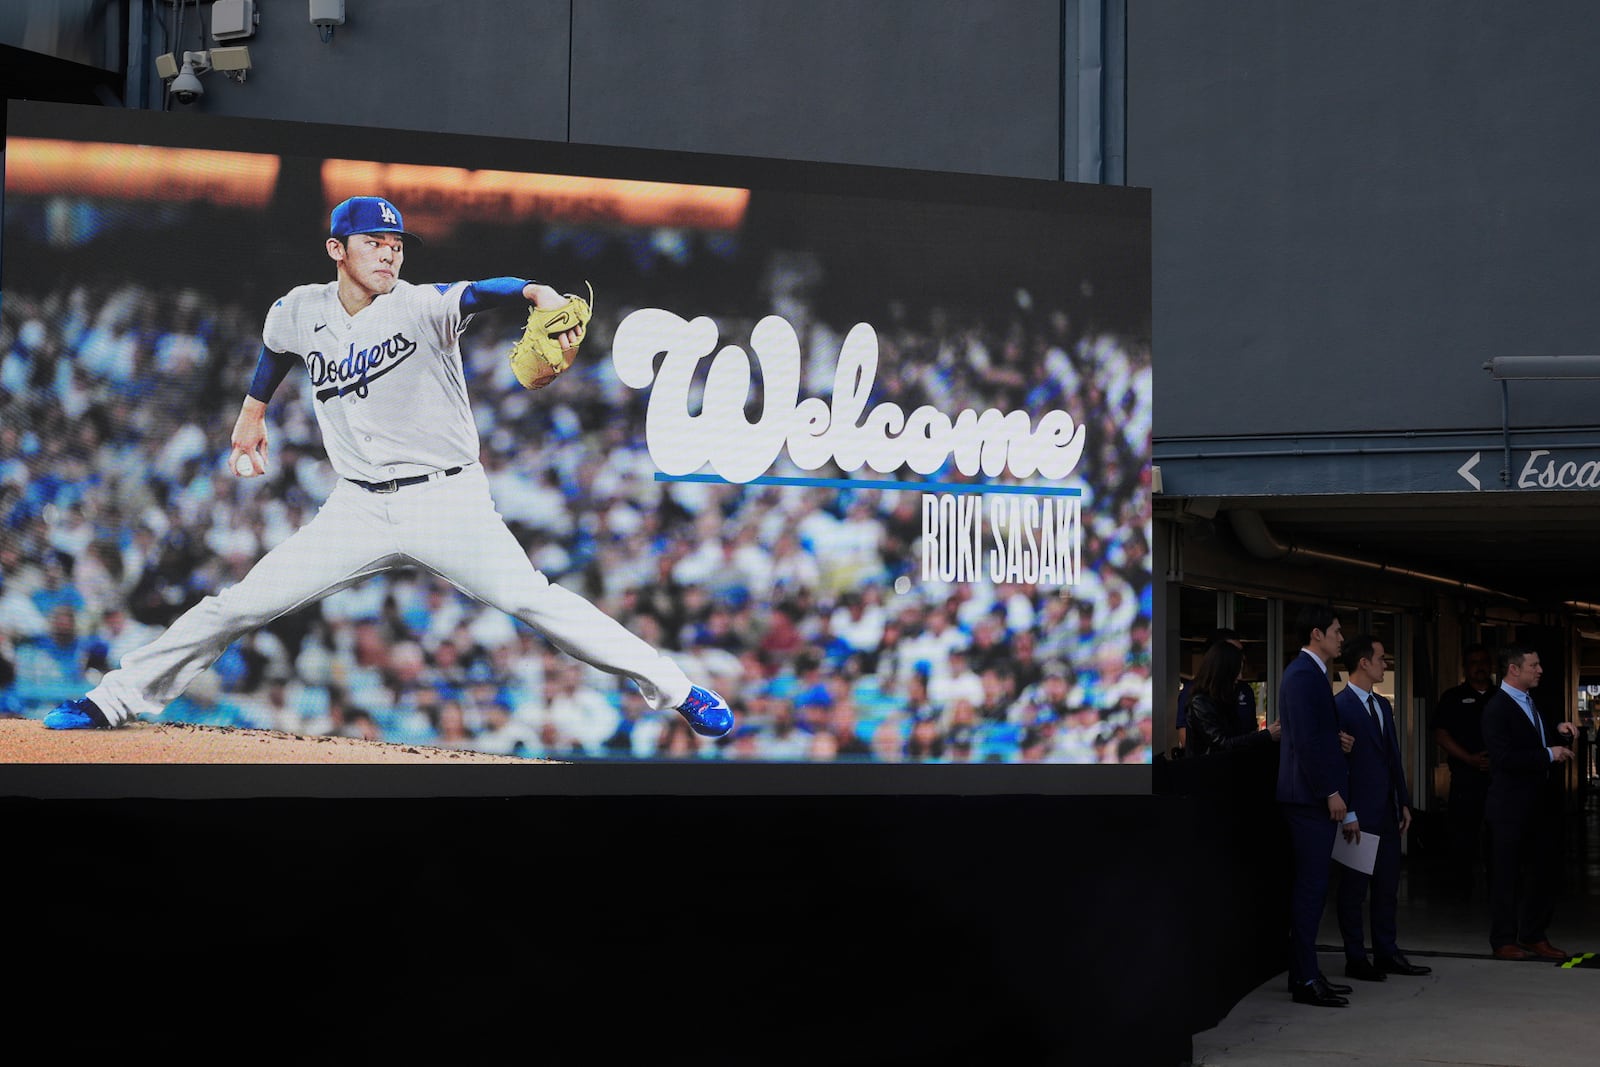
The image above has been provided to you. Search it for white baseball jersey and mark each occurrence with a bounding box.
[263,279,477,483]
[86,269,702,732]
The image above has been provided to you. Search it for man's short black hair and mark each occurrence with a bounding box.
[1293,603,1338,648]
[1341,633,1381,674]
[1499,644,1538,674]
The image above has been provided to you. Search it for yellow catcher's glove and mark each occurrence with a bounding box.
[508,282,593,390]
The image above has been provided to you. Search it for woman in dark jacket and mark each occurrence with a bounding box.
[1185,640,1277,757]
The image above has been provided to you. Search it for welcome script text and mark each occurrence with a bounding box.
[612,310,1089,585]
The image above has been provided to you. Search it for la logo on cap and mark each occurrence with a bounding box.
[330,196,420,243]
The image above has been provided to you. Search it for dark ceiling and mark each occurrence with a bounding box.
[1204,492,1600,614]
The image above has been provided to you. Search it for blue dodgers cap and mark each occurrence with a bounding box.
[328,196,421,242]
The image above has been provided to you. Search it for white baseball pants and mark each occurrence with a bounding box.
[89,466,692,725]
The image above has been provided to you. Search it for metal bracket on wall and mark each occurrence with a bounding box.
[1483,356,1600,486]
[1062,0,1126,185]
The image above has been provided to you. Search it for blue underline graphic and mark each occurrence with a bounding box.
[653,473,1083,497]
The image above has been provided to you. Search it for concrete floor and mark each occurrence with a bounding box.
[1192,796,1600,1066]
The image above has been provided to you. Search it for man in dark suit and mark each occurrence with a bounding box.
[1482,645,1578,960]
[1334,635,1431,981]
[1276,604,1358,1006]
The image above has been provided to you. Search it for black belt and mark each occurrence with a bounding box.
[349,466,463,493]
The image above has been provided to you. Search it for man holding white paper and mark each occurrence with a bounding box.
[1334,635,1431,982]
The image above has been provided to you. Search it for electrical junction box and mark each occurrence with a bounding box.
[309,0,345,27]
[212,1,257,42]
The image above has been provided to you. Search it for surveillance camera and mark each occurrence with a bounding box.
[171,62,205,104]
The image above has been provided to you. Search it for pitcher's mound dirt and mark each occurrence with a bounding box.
[0,717,546,763]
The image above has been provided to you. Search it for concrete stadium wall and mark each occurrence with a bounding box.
[159,0,1067,179]
[1129,0,1600,439]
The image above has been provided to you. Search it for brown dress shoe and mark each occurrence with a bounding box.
[1519,940,1568,960]
[1493,944,1532,960]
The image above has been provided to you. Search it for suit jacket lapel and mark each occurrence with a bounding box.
[1378,695,1398,758]
[1380,695,1407,807]
[1516,696,1544,747]
[1504,688,1550,748]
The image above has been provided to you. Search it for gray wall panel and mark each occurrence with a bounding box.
[166,0,571,142]
[570,0,1062,177]
[1129,1,1600,440]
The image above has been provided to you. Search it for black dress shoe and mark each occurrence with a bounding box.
[1376,953,1432,976]
[1291,977,1349,1007]
[1344,957,1388,981]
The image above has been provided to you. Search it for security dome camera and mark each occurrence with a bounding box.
[171,62,206,104]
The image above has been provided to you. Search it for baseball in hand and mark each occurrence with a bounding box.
[235,454,256,476]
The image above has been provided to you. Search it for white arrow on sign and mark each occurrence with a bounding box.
[1458,451,1481,491]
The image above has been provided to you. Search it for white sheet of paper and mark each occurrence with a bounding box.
[1332,829,1379,875]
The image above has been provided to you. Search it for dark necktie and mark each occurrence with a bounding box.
[1367,693,1383,741]
[1523,698,1545,745]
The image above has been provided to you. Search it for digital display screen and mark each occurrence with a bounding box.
[1,102,1151,793]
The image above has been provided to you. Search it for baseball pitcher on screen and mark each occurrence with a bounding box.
[44,196,733,742]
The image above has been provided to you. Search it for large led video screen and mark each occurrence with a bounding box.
[0,102,1151,792]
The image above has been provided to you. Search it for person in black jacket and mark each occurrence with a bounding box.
[1175,627,1256,751]
[1185,639,1280,757]
[1432,644,1495,897]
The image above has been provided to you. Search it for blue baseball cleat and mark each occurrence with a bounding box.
[44,697,111,730]
[674,685,734,738]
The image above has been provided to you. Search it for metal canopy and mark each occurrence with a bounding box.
[1155,428,1600,608]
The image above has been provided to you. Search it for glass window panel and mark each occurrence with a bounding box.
[1231,592,1268,727]
[1178,586,1219,682]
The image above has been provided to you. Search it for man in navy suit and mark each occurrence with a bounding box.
[1276,604,1358,1006]
[1334,635,1431,981]
[1482,645,1578,960]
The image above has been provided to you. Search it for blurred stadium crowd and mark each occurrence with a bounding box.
[0,219,1153,763]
